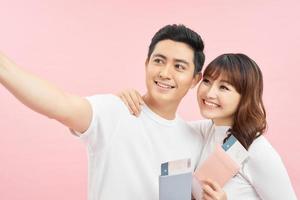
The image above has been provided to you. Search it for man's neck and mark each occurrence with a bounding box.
[142,95,179,120]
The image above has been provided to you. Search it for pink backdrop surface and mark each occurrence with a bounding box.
[0,0,299,199]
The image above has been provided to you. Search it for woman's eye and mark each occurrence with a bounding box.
[220,85,229,90]
[202,78,210,84]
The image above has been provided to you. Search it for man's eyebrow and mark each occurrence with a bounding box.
[153,54,190,65]
[174,59,189,66]
[152,54,167,59]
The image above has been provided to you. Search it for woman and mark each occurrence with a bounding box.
[118,53,297,199]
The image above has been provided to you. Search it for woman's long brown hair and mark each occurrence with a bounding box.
[203,53,267,150]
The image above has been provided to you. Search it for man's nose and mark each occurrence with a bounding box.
[158,65,172,79]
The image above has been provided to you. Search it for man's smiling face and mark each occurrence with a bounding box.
[145,39,199,106]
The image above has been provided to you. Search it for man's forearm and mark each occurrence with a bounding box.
[0,53,91,133]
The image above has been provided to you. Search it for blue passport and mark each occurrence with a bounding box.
[159,172,192,200]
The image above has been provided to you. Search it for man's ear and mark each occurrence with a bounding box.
[145,58,149,67]
[191,72,202,89]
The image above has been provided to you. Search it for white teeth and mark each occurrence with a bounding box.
[155,81,173,89]
[204,100,218,107]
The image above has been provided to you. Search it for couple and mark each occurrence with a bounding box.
[0,24,296,199]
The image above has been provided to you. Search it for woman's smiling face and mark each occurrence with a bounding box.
[197,74,241,126]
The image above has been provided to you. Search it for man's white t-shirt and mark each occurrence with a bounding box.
[76,94,203,200]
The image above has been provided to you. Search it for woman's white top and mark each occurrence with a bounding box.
[189,120,297,200]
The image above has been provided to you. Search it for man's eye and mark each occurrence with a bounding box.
[175,64,185,70]
[153,58,163,64]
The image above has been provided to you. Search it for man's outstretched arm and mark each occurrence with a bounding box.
[0,52,91,133]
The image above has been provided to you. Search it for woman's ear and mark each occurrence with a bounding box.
[191,72,202,88]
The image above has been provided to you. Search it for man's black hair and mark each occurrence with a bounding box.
[147,24,205,74]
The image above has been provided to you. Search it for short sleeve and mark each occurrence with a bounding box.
[75,94,128,154]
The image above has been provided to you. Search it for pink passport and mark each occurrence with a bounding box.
[194,145,240,187]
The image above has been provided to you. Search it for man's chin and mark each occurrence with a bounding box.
[154,94,181,105]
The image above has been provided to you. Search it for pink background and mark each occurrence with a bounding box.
[0,0,299,199]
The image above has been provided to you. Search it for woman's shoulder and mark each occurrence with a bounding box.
[249,136,276,153]
[247,135,282,167]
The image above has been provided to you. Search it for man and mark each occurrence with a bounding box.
[0,24,205,199]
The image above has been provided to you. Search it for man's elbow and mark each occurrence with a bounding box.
[56,99,92,134]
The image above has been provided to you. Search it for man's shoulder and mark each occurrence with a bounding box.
[87,94,125,108]
[86,94,130,116]
[86,94,121,104]
[187,119,212,132]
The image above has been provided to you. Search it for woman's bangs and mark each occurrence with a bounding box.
[204,64,233,83]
